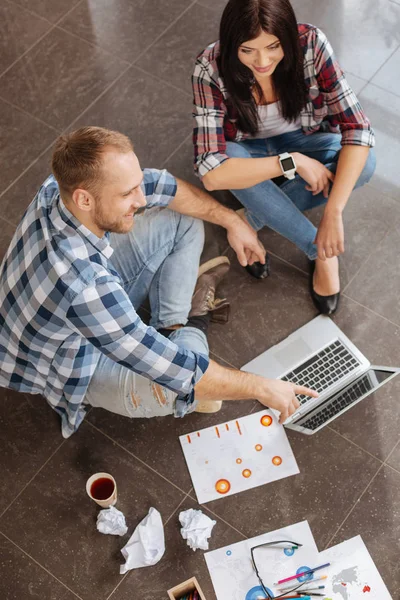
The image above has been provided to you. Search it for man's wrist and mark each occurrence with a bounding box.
[223,209,244,231]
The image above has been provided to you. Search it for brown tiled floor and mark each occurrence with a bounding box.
[0,0,399,599]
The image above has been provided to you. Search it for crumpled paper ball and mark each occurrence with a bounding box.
[179,508,216,551]
[96,506,128,537]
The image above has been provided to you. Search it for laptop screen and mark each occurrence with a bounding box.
[296,368,398,431]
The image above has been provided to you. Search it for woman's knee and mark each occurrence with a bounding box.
[225,141,252,159]
[356,147,376,188]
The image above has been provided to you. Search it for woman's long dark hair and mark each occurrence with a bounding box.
[218,0,307,136]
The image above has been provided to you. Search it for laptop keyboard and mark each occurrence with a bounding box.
[300,373,374,430]
[280,339,361,404]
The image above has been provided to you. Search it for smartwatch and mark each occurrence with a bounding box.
[278,152,296,180]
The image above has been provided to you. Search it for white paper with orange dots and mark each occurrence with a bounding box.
[179,409,299,504]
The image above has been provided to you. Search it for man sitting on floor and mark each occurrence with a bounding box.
[0,127,316,437]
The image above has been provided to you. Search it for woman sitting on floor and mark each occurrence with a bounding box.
[192,0,376,314]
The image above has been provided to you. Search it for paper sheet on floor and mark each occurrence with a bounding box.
[179,409,299,504]
[205,520,319,600]
[319,536,392,599]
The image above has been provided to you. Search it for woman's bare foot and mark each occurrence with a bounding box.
[313,256,340,296]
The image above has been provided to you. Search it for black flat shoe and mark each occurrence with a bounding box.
[309,260,340,315]
[245,254,271,279]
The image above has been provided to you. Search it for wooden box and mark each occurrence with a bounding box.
[167,576,207,600]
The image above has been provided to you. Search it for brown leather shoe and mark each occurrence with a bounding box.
[189,256,230,323]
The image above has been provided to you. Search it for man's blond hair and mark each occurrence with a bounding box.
[51,126,133,198]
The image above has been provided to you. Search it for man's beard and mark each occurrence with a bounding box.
[93,202,135,234]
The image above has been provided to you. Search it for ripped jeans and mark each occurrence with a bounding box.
[85,207,208,419]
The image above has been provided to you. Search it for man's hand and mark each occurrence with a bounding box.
[257,378,319,424]
[226,217,266,267]
[314,208,345,260]
[294,153,335,198]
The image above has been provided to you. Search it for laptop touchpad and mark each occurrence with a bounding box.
[274,338,313,371]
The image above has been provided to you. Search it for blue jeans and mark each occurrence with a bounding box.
[226,130,376,259]
[86,207,208,418]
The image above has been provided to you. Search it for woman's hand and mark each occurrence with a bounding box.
[314,208,345,260]
[294,153,335,197]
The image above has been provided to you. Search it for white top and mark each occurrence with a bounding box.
[251,101,301,139]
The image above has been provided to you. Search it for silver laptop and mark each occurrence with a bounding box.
[242,315,400,434]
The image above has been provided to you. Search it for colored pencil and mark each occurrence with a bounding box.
[295,587,325,592]
[277,575,328,592]
[280,596,312,600]
[276,563,331,585]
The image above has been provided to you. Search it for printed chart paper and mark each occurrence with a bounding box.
[319,536,392,599]
[205,520,320,600]
[179,410,299,504]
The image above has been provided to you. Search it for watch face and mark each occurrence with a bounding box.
[281,156,295,171]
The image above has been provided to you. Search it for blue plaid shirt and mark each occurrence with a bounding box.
[0,170,209,438]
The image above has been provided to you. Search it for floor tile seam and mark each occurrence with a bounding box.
[0,531,84,600]
[367,42,400,85]
[161,132,193,169]
[195,0,221,13]
[221,243,233,257]
[5,0,55,26]
[0,140,57,206]
[326,425,385,465]
[341,291,400,329]
[164,490,193,526]
[383,438,400,470]
[0,24,56,81]
[0,214,18,229]
[130,63,192,99]
[131,0,198,66]
[345,70,369,86]
[341,223,393,294]
[264,248,309,276]
[249,402,261,414]
[209,350,239,370]
[105,573,130,600]
[106,490,194,600]
[323,461,385,550]
[85,421,190,496]
[384,462,400,477]
[54,24,131,67]
[186,490,247,539]
[64,62,133,131]
[364,78,400,101]
[0,94,61,134]
[221,243,309,277]
[0,0,85,81]
[366,179,400,202]
[0,62,133,206]
[0,439,66,520]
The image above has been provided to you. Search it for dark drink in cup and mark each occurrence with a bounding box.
[86,473,117,507]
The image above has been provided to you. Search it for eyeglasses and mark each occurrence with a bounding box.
[250,539,308,599]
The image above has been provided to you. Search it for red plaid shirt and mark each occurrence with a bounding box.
[192,23,375,178]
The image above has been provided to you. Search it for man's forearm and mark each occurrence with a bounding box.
[168,178,239,230]
[194,359,261,402]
